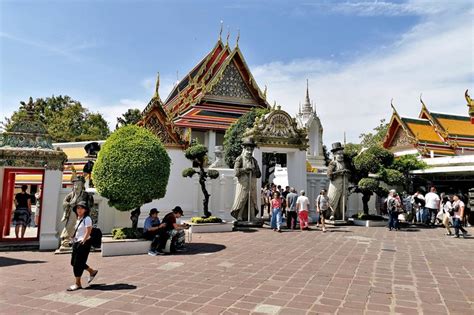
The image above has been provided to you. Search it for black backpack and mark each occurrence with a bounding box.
[90,226,102,248]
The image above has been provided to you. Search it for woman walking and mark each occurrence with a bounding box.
[270,191,282,232]
[441,195,453,235]
[13,185,32,238]
[68,201,98,291]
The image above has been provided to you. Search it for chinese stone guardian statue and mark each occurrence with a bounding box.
[230,138,262,224]
[58,176,94,251]
[327,142,349,220]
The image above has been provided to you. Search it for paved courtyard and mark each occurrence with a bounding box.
[0,225,473,315]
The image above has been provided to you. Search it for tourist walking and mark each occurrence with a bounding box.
[68,201,98,291]
[286,188,298,229]
[13,185,32,238]
[281,186,290,219]
[425,186,440,226]
[411,190,425,224]
[296,190,310,230]
[452,195,469,238]
[316,189,331,232]
[270,191,282,232]
[387,190,401,231]
[441,195,453,235]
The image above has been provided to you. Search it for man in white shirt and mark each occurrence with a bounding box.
[296,190,310,231]
[425,186,440,226]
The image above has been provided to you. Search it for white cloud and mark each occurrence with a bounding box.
[253,1,473,146]
[83,98,147,130]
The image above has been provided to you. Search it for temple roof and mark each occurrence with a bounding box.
[383,95,474,157]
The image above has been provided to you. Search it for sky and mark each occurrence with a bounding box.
[1,0,473,146]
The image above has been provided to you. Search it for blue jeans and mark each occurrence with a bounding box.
[388,212,399,230]
[271,208,282,230]
[453,218,468,237]
[415,208,424,223]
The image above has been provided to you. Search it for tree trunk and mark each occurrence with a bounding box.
[362,193,371,215]
[199,166,211,218]
[130,207,141,230]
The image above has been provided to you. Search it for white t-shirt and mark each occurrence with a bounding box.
[453,200,465,219]
[296,196,310,212]
[425,192,440,209]
[74,216,92,242]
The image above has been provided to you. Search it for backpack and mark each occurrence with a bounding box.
[88,216,102,248]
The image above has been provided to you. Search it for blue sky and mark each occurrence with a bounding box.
[1,0,473,145]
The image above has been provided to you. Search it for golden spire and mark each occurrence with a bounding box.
[226,27,230,46]
[419,93,427,110]
[219,20,223,41]
[390,98,398,114]
[154,72,160,98]
[236,29,240,47]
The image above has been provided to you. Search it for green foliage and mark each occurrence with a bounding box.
[358,178,379,193]
[354,146,394,175]
[380,168,404,186]
[322,145,331,167]
[3,95,110,142]
[391,154,427,174]
[116,108,142,129]
[112,227,143,239]
[359,119,389,147]
[184,143,208,161]
[93,125,171,211]
[207,169,219,179]
[190,216,223,224]
[182,168,197,178]
[223,108,269,168]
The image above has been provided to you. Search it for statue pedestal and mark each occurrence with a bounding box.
[233,219,264,228]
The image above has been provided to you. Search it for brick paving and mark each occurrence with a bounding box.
[0,225,473,314]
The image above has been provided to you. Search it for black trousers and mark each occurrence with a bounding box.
[286,211,297,229]
[71,241,91,277]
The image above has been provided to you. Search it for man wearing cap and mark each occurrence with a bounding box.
[327,142,348,220]
[150,206,189,255]
[143,208,161,240]
[230,137,262,221]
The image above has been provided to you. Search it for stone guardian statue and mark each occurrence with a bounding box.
[327,142,349,220]
[58,176,94,251]
[230,138,262,222]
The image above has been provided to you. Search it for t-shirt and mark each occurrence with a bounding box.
[425,192,440,209]
[316,195,329,211]
[286,192,298,211]
[453,200,465,219]
[15,193,30,208]
[74,216,92,242]
[271,198,282,209]
[143,216,161,232]
[162,212,177,231]
[296,196,310,212]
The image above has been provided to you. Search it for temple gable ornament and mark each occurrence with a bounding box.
[209,62,253,100]
[245,106,308,150]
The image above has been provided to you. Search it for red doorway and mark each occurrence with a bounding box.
[0,168,45,242]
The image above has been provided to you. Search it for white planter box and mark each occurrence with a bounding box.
[187,221,234,233]
[352,219,388,227]
[101,236,151,257]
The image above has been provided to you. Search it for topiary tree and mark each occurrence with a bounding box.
[182,142,219,218]
[223,108,269,168]
[93,125,171,227]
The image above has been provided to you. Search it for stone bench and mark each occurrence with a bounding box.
[101,236,151,257]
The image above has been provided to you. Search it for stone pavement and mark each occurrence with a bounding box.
[0,225,473,314]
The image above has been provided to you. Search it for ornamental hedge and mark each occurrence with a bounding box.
[93,125,171,211]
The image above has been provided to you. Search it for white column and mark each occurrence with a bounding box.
[253,147,263,215]
[206,130,217,162]
[40,169,62,250]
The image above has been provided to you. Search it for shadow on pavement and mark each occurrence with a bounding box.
[0,256,45,267]
[181,242,226,255]
[86,283,137,291]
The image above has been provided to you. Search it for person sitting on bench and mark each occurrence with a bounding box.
[143,208,161,240]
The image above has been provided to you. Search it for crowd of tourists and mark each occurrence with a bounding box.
[384,186,471,238]
[260,183,333,233]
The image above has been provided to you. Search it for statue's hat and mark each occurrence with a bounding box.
[84,142,101,156]
[241,137,257,147]
[331,142,344,153]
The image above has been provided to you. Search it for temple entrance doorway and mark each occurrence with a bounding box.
[262,152,288,188]
[0,168,44,242]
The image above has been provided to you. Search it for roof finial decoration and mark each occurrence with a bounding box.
[236,29,240,47]
[154,72,160,98]
[306,79,310,101]
[390,98,398,114]
[226,27,230,46]
[219,20,223,41]
[420,93,427,110]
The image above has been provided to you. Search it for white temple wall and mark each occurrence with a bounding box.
[40,169,62,250]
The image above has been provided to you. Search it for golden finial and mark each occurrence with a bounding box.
[236,29,240,47]
[219,20,223,41]
[466,89,474,122]
[154,72,160,98]
[390,98,397,113]
[226,27,230,46]
[419,93,427,110]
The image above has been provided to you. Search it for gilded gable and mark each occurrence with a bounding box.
[209,62,253,99]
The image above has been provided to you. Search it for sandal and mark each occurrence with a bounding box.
[67,284,82,291]
[88,270,98,284]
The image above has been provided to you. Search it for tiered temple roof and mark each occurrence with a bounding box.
[141,37,269,146]
[383,94,474,157]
